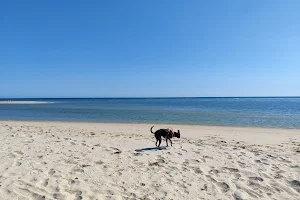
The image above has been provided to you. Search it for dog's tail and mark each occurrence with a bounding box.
[150,126,155,133]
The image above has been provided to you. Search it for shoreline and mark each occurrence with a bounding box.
[1,118,300,131]
[1,120,299,146]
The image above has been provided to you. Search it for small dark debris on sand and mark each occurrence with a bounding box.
[223,167,239,172]
[290,180,300,192]
[149,162,160,167]
[291,180,300,187]
[249,177,264,182]
[95,160,103,165]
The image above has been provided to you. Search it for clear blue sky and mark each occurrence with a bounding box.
[1,0,299,97]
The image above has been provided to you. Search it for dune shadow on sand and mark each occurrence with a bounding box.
[135,147,167,152]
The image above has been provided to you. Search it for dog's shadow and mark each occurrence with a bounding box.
[135,147,167,152]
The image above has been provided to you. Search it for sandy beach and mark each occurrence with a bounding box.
[0,121,299,200]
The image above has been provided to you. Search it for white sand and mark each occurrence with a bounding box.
[0,101,53,104]
[0,121,299,200]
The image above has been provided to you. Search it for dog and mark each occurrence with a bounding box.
[150,126,180,147]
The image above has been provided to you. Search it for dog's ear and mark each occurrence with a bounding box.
[177,130,180,138]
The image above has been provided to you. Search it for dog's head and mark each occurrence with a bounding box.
[174,130,181,138]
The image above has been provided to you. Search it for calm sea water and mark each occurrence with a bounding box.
[0,98,300,129]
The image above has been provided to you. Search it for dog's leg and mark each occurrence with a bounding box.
[158,138,162,147]
[156,135,162,147]
[169,138,173,146]
[166,138,169,147]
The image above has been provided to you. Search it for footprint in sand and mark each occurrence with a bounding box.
[203,155,213,159]
[182,159,189,166]
[249,177,264,182]
[68,179,76,185]
[233,190,250,200]
[193,167,203,174]
[254,159,261,163]
[72,167,84,173]
[95,160,104,165]
[55,186,60,193]
[156,155,166,164]
[53,193,65,199]
[234,173,242,179]
[280,157,292,163]
[216,182,230,193]
[14,150,24,155]
[133,152,142,156]
[48,169,56,176]
[74,190,83,200]
[237,161,246,168]
[272,164,279,170]
[223,167,239,173]
[14,161,22,166]
[209,169,220,175]
[8,153,16,158]
[14,180,50,200]
[43,179,49,187]
[267,154,277,159]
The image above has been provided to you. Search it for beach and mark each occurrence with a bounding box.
[0,120,299,200]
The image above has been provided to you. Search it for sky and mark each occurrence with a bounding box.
[0,0,299,98]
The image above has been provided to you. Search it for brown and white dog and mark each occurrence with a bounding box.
[150,126,181,147]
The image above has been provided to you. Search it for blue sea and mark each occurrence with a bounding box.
[0,98,300,129]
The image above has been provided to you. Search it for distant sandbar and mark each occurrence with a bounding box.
[0,101,54,104]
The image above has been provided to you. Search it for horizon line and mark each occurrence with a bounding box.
[1,96,300,99]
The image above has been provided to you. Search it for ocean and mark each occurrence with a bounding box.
[0,98,300,129]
